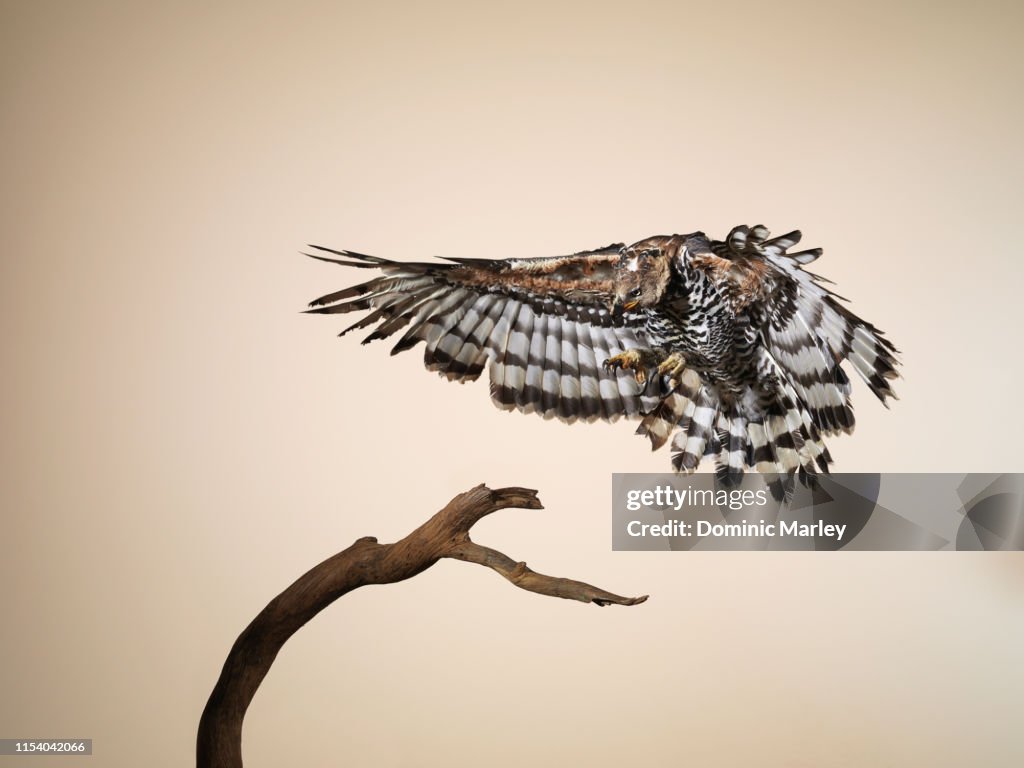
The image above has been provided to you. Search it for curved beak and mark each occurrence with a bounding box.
[611,298,639,320]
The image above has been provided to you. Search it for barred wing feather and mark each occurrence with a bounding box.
[305,245,665,423]
[719,226,900,436]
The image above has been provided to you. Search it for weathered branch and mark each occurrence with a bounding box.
[196,484,647,768]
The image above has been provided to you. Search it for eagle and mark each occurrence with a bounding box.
[306,225,899,499]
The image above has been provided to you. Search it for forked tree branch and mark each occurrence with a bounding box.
[196,484,647,768]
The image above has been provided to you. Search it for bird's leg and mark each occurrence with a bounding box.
[603,348,661,385]
[655,354,688,393]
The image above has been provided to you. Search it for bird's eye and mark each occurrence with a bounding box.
[640,249,654,258]
[629,287,643,298]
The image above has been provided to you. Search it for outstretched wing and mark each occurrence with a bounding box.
[712,224,900,436]
[305,244,667,422]
[664,225,900,498]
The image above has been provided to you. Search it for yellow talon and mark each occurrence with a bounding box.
[603,349,653,384]
[656,352,687,379]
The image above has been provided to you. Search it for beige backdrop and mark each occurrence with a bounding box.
[3,1,1023,766]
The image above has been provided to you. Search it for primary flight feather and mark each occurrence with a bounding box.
[306,225,899,499]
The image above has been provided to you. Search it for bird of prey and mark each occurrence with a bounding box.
[306,225,899,498]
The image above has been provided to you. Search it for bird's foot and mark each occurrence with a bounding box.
[656,352,687,381]
[603,349,657,385]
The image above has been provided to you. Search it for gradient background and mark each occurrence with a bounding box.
[3,1,1023,766]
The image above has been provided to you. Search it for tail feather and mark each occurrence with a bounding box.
[671,397,716,472]
[637,392,692,450]
[717,412,748,485]
[643,375,824,501]
[636,368,703,450]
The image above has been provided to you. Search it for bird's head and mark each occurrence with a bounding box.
[611,236,676,318]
